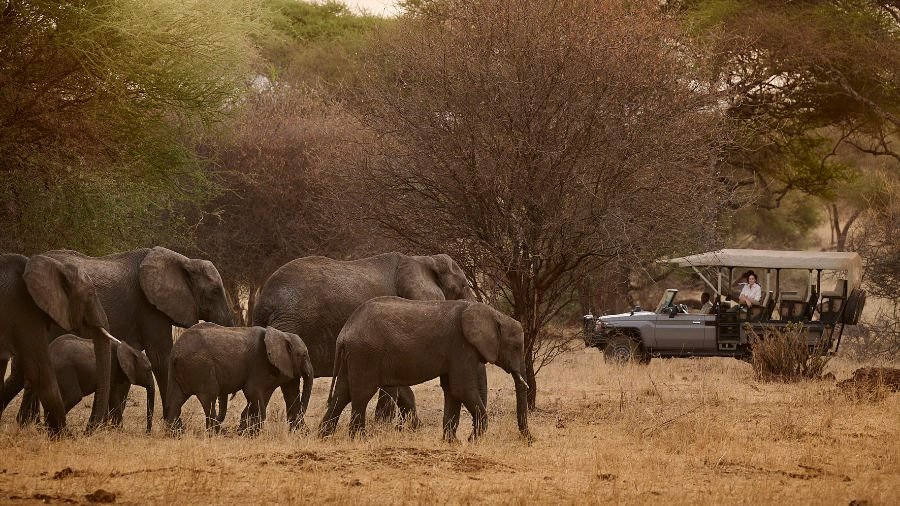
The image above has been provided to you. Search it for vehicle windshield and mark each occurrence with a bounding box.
[656,289,677,313]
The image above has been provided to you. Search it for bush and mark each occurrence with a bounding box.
[747,324,831,382]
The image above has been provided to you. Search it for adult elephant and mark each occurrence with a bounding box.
[0,254,117,434]
[252,252,480,429]
[4,247,233,425]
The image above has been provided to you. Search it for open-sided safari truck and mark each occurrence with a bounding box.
[582,249,867,363]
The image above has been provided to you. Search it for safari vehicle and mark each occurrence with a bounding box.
[582,249,867,363]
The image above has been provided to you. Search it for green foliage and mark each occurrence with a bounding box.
[727,193,823,249]
[260,0,387,85]
[0,0,263,255]
[675,0,900,247]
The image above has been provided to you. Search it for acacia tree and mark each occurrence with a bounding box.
[189,88,384,324]
[344,0,731,406]
[673,0,900,243]
[0,0,260,254]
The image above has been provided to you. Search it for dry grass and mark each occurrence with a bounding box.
[1,349,898,505]
[748,324,832,382]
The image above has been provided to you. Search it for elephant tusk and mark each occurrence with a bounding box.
[517,374,529,390]
[101,328,123,345]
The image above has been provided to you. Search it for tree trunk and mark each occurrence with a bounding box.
[247,285,259,325]
[525,344,537,409]
[224,281,245,326]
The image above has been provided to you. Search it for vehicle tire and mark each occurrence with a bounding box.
[603,334,648,365]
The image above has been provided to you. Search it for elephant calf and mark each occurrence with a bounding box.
[49,335,155,433]
[320,297,530,441]
[164,323,313,434]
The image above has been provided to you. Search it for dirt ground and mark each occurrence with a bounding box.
[1,348,898,505]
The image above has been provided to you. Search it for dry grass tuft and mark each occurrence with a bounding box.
[0,348,898,504]
[748,324,832,382]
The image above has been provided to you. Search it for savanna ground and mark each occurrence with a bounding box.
[1,347,898,505]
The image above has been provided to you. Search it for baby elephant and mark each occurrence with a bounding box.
[165,323,313,434]
[49,334,155,433]
[320,297,530,441]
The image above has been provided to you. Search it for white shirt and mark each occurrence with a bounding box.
[740,283,761,305]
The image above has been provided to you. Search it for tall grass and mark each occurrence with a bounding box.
[746,323,832,382]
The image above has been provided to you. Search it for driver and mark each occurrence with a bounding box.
[738,271,762,307]
[699,292,713,314]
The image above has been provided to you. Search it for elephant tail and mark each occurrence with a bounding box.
[326,343,346,406]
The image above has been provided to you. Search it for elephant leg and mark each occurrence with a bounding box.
[280,380,303,431]
[240,396,263,436]
[476,364,488,409]
[145,338,173,419]
[440,377,461,443]
[108,382,131,428]
[459,388,487,442]
[17,385,41,426]
[396,386,419,430]
[0,359,25,418]
[19,350,66,435]
[216,394,228,425]
[319,375,351,438]
[373,388,398,423]
[163,379,188,435]
[238,402,251,434]
[55,369,83,415]
[349,383,377,439]
[199,394,219,433]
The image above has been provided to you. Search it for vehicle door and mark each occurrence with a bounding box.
[654,312,715,353]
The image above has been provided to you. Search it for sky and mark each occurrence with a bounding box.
[342,0,402,16]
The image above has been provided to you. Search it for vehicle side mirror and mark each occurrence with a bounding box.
[669,309,677,318]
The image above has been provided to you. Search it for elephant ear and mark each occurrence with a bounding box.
[139,247,198,328]
[264,327,295,378]
[461,303,500,364]
[115,343,141,385]
[396,255,445,300]
[23,255,109,331]
[430,254,471,300]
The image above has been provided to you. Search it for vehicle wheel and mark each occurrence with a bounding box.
[603,335,648,365]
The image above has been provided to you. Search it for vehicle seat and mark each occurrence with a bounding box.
[748,291,772,322]
[763,291,776,320]
[803,286,820,320]
[779,289,806,322]
[818,280,847,324]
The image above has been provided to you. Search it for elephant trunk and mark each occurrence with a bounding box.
[299,357,314,423]
[513,372,530,438]
[145,382,155,434]
[87,328,113,432]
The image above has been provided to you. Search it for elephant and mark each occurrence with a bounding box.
[3,246,233,426]
[0,254,117,434]
[48,335,155,433]
[319,297,530,442]
[252,252,480,430]
[164,323,314,434]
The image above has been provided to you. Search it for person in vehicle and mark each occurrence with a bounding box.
[699,292,713,314]
[738,271,762,307]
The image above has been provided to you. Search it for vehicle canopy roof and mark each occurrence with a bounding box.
[665,249,862,293]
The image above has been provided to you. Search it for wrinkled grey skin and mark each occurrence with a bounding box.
[253,252,481,430]
[3,247,232,426]
[320,298,530,442]
[165,323,314,434]
[49,335,155,433]
[0,254,115,435]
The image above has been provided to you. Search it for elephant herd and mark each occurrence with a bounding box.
[0,248,530,441]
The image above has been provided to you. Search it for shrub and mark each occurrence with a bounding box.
[746,323,831,382]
